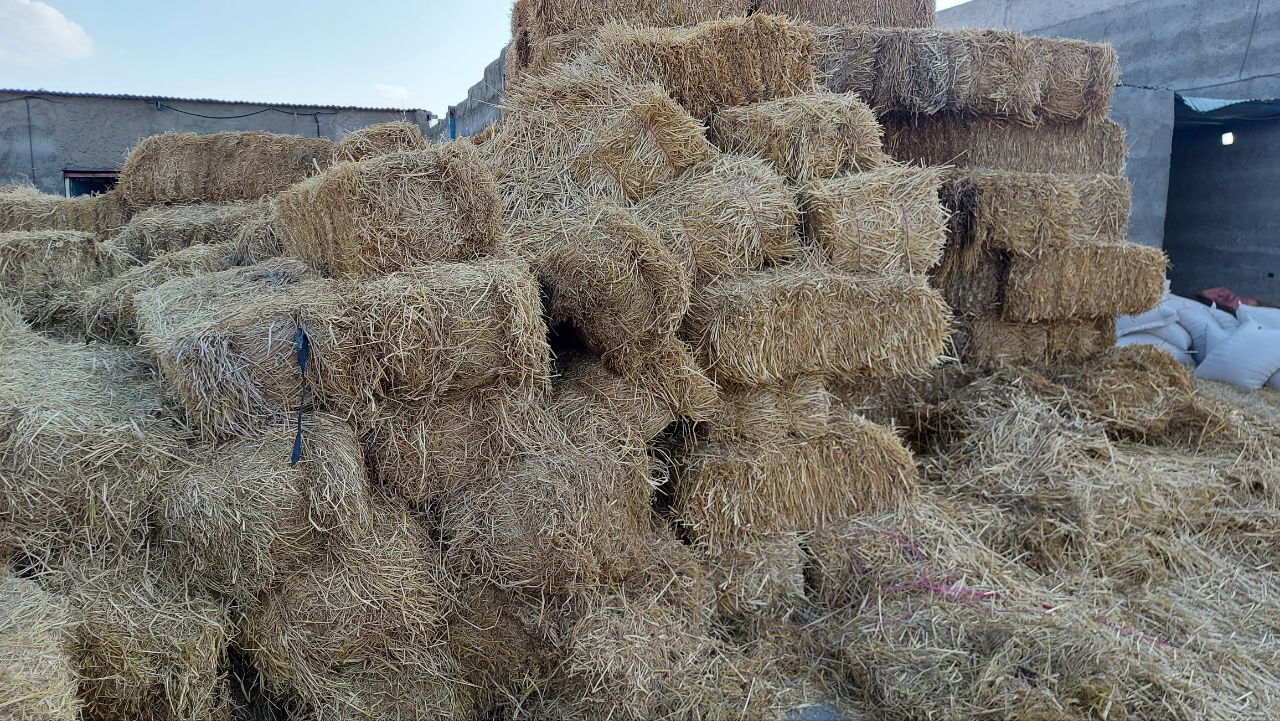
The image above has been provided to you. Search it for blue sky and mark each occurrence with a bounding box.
[0,0,971,112]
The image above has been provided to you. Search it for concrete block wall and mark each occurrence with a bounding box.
[428,47,507,141]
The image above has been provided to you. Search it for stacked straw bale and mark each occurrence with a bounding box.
[0,573,80,721]
[0,184,133,235]
[333,120,428,162]
[0,230,129,330]
[101,200,269,264]
[117,131,333,206]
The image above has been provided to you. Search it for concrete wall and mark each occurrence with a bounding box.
[428,48,506,141]
[1,91,436,194]
[1164,120,1280,305]
[1111,86,1176,248]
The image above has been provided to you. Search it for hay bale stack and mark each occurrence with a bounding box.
[57,553,230,721]
[686,265,951,384]
[696,533,807,618]
[509,200,690,364]
[243,504,468,720]
[344,258,551,405]
[334,120,428,162]
[231,198,282,263]
[816,27,1118,125]
[0,574,80,721]
[881,113,1127,174]
[117,131,333,206]
[964,316,1117,368]
[135,259,357,439]
[1002,242,1167,322]
[753,0,934,28]
[945,170,1131,256]
[707,91,890,182]
[101,201,268,264]
[635,154,801,284]
[586,15,818,120]
[672,409,917,544]
[0,340,183,554]
[276,142,501,277]
[706,376,834,443]
[80,242,245,342]
[510,0,739,49]
[154,416,374,600]
[803,165,948,274]
[0,230,128,329]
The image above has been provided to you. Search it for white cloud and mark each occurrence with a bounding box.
[373,82,412,106]
[0,0,92,67]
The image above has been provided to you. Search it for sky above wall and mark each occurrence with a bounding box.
[0,0,972,112]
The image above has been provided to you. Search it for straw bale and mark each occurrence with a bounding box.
[504,27,596,83]
[154,415,374,601]
[930,202,1007,319]
[0,230,129,330]
[881,113,1128,174]
[276,142,500,277]
[102,201,267,264]
[365,385,545,508]
[708,91,889,182]
[117,131,333,206]
[635,154,801,284]
[0,184,132,234]
[1030,35,1121,125]
[568,85,716,201]
[135,259,357,439]
[553,590,785,720]
[553,346,718,442]
[803,165,948,275]
[445,583,554,715]
[1002,241,1167,322]
[443,412,655,591]
[344,258,551,405]
[0,575,80,721]
[231,198,282,263]
[509,200,691,364]
[586,14,818,120]
[752,0,934,27]
[706,376,834,443]
[827,363,975,436]
[243,503,468,721]
[0,341,184,554]
[1066,345,1198,439]
[512,0,740,46]
[672,409,917,543]
[697,533,806,618]
[686,265,951,384]
[82,242,243,342]
[59,552,230,721]
[965,316,1117,368]
[817,28,1116,124]
[947,170,1130,257]
[334,120,427,162]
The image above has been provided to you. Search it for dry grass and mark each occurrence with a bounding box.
[753,0,934,27]
[882,113,1128,174]
[672,409,917,543]
[135,258,357,439]
[117,131,333,206]
[243,501,469,721]
[101,201,268,264]
[706,376,833,443]
[54,550,230,721]
[803,165,948,274]
[0,574,80,721]
[334,120,427,162]
[80,242,245,342]
[635,154,801,285]
[276,141,501,277]
[963,315,1117,368]
[343,258,551,406]
[0,339,184,556]
[511,0,741,46]
[154,415,374,601]
[0,230,129,330]
[686,264,951,384]
[696,533,807,618]
[508,199,691,364]
[1003,241,1167,322]
[1063,345,1199,439]
[708,91,890,182]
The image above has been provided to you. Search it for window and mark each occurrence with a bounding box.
[63,170,119,197]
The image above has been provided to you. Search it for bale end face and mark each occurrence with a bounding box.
[1002,242,1167,322]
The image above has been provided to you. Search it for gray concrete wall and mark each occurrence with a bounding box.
[1164,120,1280,305]
[1111,85,1176,248]
[1,91,436,194]
[428,48,506,141]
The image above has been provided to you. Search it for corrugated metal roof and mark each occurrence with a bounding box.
[0,87,432,114]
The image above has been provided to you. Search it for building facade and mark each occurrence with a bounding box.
[0,89,437,196]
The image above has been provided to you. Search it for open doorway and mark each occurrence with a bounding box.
[63,170,119,197]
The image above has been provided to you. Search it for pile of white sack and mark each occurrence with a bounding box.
[1118,291,1280,390]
